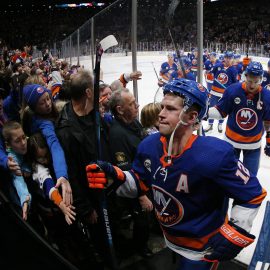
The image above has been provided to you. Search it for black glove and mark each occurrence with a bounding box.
[204,221,255,262]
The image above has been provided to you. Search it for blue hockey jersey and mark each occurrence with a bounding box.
[160,62,178,82]
[211,62,238,97]
[216,82,270,149]
[262,70,270,90]
[122,133,266,260]
[170,70,196,81]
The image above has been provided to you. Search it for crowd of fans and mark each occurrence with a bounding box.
[1,0,270,55]
[0,43,166,269]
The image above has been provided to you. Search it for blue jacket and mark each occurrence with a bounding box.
[7,149,31,207]
[31,117,68,180]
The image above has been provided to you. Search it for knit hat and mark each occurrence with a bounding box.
[23,84,51,110]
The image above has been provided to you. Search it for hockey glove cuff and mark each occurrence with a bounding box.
[86,160,126,189]
[204,221,255,262]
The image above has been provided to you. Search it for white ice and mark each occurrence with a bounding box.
[76,52,270,266]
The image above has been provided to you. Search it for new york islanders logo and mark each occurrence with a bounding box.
[36,87,45,94]
[152,185,184,227]
[217,73,229,85]
[236,108,258,130]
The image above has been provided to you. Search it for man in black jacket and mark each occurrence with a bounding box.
[108,89,153,257]
[56,69,110,267]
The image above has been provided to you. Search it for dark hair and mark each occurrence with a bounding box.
[27,132,49,163]
[12,63,22,73]
[69,70,93,100]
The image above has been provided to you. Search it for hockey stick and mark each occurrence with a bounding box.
[168,28,187,79]
[93,35,119,270]
[151,61,159,80]
[152,61,166,104]
[154,86,161,104]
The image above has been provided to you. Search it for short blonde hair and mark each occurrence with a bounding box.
[140,102,162,128]
[2,121,22,143]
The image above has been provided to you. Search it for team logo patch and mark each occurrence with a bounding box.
[236,108,258,130]
[115,152,126,163]
[152,185,184,227]
[36,87,44,94]
[144,159,151,172]
[234,97,241,104]
[265,84,270,90]
[217,73,229,85]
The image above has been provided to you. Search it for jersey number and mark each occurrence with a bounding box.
[235,161,250,184]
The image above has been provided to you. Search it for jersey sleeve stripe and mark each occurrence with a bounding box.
[162,227,220,250]
[211,85,225,94]
[247,188,267,205]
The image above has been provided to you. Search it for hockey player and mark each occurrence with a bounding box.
[169,56,196,81]
[159,53,178,85]
[233,54,243,81]
[189,48,198,79]
[86,78,266,270]
[203,49,209,64]
[204,52,220,92]
[208,61,270,175]
[205,51,238,133]
[262,59,270,90]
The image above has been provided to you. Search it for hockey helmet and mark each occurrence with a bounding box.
[210,52,217,57]
[245,61,263,77]
[163,78,209,121]
[219,54,224,61]
[181,56,192,69]
[234,54,241,59]
[224,51,234,58]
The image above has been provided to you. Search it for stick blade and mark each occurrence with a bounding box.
[100,35,118,52]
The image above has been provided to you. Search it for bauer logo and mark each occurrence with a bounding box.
[152,185,184,227]
[236,108,258,130]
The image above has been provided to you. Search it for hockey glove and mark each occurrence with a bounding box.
[264,131,270,157]
[86,160,126,189]
[204,221,255,262]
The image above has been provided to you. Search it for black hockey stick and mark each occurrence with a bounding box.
[93,35,119,270]
[151,61,159,80]
[168,28,187,79]
[151,62,163,103]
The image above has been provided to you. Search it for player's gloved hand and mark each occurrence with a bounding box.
[264,131,270,157]
[86,160,126,189]
[204,221,255,262]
